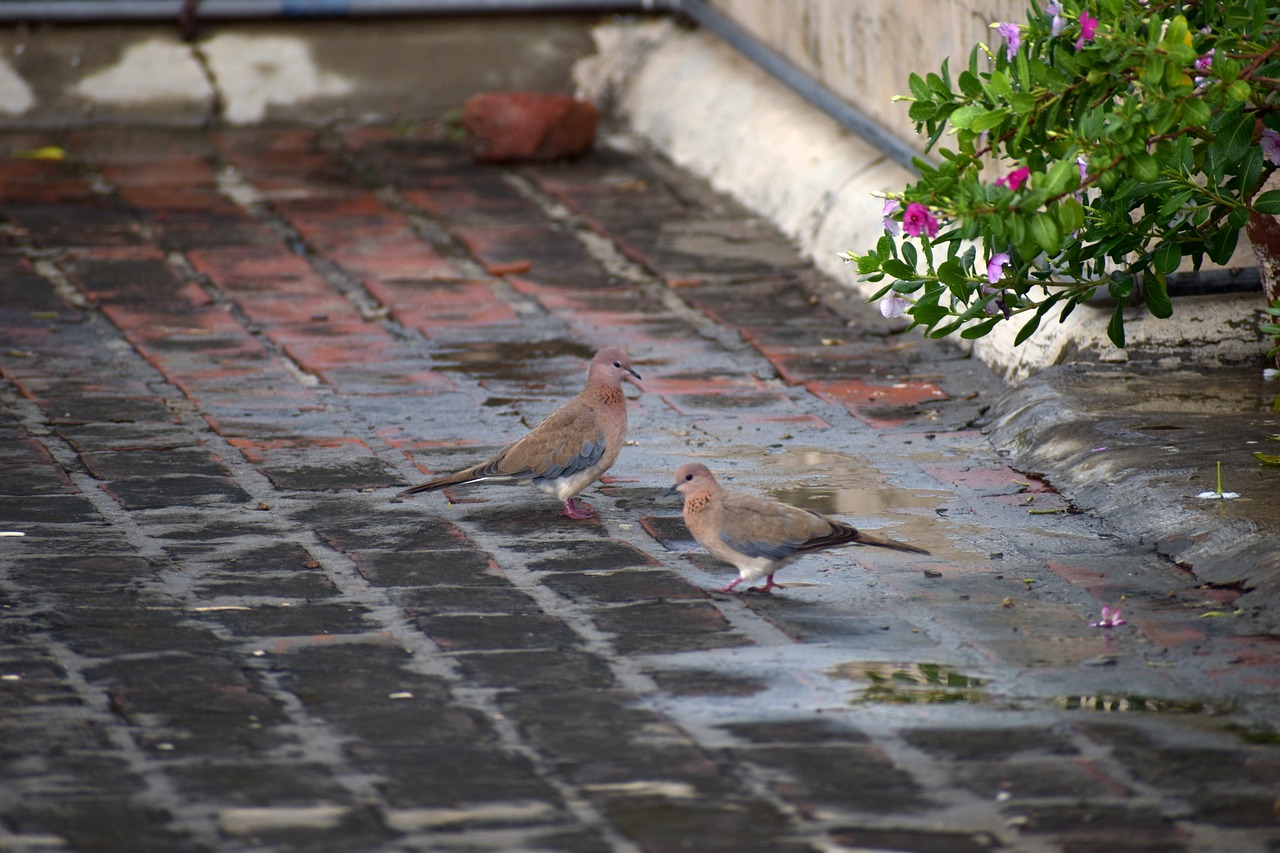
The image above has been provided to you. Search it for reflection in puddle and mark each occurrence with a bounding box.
[830,662,989,705]
[1055,695,1232,715]
[431,339,598,381]
[686,447,971,559]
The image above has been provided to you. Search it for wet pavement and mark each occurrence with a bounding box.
[1,125,1278,852]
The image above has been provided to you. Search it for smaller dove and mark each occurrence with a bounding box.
[667,462,930,592]
[399,347,641,519]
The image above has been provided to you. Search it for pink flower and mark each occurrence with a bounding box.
[1046,1,1065,36]
[996,167,1031,191]
[901,203,939,239]
[1262,129,1280,167]
[1076,11,1099,50]
[996,22,1021,61]
[1194,49,1214,87]
[882,199,902,235]
[986,252,1011,284]
[1089,604,1127,628]
[879,294,910,318]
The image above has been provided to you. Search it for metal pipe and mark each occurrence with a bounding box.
[0,0,669,22]
[668,0,923,174]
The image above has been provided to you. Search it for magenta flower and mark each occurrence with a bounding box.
[1076,11,1099,50]
[879,293,910,319]
[1046,1,1065,36]
[1262,129,1280,167]
[1089,604,1127,628]
[1194,49,1214,87]
[996,22,1021,61]
[996,167,1031,191]
[901,203,939,239]
[986,252,1011,284]
[882,199,902,235]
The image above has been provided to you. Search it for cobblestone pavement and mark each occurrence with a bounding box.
[1,126,1278,853]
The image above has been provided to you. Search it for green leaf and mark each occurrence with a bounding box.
[960,317,1000,339]
[989,70,1013,99]
[1030,214,1061,255]
[948,105,986,130]
[901,240,919,269]
[1208,108,1254,169]
[958,70,984,98]
[1107,300,1127,349]
[1255,191,1280,216]
[1008,93,1038,115]
[1206,227,1240,265]
[1152,241,1181,276]
[971,109,1010,133]
[1042,157,1078,196]
[936,258,967,289]
[882,258,917,279]
[911,303,950,327]
[1127,152,1160,182]
[908,73,930,101]
[1144,274,1173,318]
[1180,98,1211,128]
[1109,271,1133,300]
[1013,310,1042,346]
[1253,452,1280,466]
[909,101,938,122]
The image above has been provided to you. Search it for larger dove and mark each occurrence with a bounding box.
[667,462,929,592]
[399,347,641,519]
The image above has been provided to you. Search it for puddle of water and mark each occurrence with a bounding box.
[829,661,989,705]
[684,447,976,559]
[430,339,597,381]
[1053,695,1235,715]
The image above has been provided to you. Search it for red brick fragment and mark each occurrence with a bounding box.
[463,92,598,163]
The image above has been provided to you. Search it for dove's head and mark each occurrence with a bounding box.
[667,462,716,498]
[591,347,643,390]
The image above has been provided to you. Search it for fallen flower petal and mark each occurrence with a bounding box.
[1089,604,1127,628]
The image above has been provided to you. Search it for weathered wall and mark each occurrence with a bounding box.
[706,0,1029,156]
[0,16,597,127]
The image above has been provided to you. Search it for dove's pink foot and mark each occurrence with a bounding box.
[561,498,598,520]
[746,575,780,594]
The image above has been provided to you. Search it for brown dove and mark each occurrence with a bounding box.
[399,347,641,519]
[667,462,929,592]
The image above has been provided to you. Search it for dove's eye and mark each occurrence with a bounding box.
[613,361,622,368]
[685,473,693,481]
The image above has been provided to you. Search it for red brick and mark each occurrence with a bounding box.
[463,92,598,163]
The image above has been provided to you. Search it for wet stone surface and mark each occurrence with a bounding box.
[0,125,1277,852]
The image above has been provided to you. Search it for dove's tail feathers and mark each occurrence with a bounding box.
[853,528,931,555]
[397,467,484,497]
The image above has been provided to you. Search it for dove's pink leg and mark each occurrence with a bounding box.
[718,576,745,593]
[561,498,598,520]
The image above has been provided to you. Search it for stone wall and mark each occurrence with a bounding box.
[706,0,1030,156]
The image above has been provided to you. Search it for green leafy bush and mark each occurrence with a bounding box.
[843,0,1280,349]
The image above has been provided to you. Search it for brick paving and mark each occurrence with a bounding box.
[1,126,1278,852]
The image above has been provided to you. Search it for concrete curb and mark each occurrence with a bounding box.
[986,364,1280,633]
